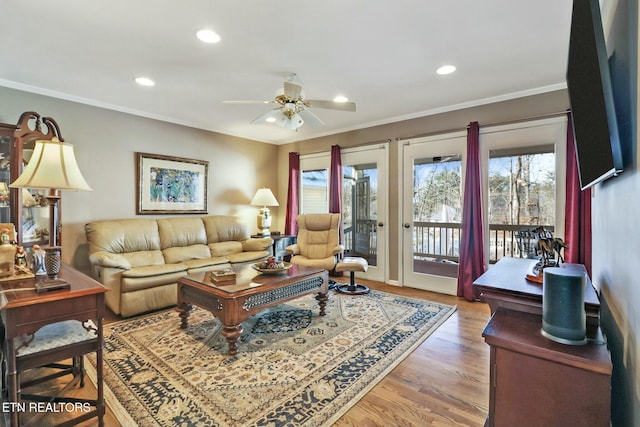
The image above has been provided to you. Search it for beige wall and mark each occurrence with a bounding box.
[1,85,571,281]
[0,86,279,273]
[277,89,571,280]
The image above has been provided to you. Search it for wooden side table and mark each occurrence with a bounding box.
[473,257,601,329]
[253,234,297,261]
[0,264,108,426]
[483,309,611,427]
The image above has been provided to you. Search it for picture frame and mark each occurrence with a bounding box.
[136,152,208,214]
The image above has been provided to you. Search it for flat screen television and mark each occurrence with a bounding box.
[566,0,623,190]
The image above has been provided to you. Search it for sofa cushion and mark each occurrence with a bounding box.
[203,216,250,243]
[209,241,243,257]
[162,244,211,264]
[242,237,272,252]
[121,251,165,269]
[157,217,207,249]
[121,263,187,278]
[121,269,187,293]
[183,257,228,271]
[85,219,161,255]
[227,250,270,264]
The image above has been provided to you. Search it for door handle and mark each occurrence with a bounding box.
[378,222,384,227]
[403,223,411,228]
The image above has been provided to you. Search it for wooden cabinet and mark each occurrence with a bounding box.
[0,123,15,224]
[483,309,611,427]
[0,113,62,248]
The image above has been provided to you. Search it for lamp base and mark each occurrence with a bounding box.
[256,208,272,236]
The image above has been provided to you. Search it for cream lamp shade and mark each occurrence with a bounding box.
[250,188,279,236]
[10,138,92,191]
[10,137,92,253]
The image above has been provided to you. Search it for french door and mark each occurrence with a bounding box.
[300,143,388,282]
[400,133,467,295]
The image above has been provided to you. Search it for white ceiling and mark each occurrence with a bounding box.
[0,0,573,145]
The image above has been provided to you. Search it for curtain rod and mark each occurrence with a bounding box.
[398,110,570,141]
[297,138,392,156]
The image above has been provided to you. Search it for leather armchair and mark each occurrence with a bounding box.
[286,213,343,271]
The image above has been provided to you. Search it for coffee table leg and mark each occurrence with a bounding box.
[221,324,243,355]
[176,303,193,329]
[315,292,328,316]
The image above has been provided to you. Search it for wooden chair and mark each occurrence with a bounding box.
[8,319,104,426]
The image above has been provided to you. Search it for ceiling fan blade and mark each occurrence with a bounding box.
[250,109,282,125]
[306,99,356,112]
[284,81,303,99]
[298,109,325,128]
[222,100,274,105]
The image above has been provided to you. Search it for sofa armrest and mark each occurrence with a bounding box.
[88,251,131,270]
[332,245,345,256]
[286,243,300,255]
[242,237,273,252]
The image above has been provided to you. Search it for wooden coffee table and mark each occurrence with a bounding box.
[176,263,329,355]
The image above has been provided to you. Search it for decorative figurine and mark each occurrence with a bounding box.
[1,227,11,245]
[15,245,27,267]
[31,244,47,276]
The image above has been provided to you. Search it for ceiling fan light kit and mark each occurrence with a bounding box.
[224,73,356,130]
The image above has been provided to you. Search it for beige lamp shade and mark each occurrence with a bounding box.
[0,182,8,195]
[10,138,92,191]
[250,188,279,207]
[250,188,278,236]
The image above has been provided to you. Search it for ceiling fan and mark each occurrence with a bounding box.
[223,73,356,130]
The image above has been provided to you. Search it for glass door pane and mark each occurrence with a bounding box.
[342,163,377,267]
[401,134,466,295]
[412,155,462,278]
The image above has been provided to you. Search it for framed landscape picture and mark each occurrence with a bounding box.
[136,152,208,214]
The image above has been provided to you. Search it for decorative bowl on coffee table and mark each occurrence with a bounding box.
[252,262,292,274]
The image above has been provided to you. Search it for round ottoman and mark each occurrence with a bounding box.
[335,257,370,295]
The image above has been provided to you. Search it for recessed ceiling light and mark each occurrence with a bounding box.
[436,65,456,75]
[196,29,221,44]
[135,77,155,87]
[333,95,349,103]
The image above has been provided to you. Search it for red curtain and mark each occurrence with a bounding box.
[329,145,344,268]
[284,152,300,235]
[329,145,342,214]
[564,112,592,276]
[457,122,487,301]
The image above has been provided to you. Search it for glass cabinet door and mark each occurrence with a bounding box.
[0,123,15,224]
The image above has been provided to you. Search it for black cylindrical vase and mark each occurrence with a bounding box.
[542,267,587,345]
[44,246,62,279]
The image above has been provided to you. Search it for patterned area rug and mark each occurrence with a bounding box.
[87,290,456,427]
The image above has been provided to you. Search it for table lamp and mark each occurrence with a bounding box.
[10,137,92,286]
[250,188,279,236]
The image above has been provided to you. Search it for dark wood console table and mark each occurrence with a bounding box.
[1,264,108,426]
[473,257,601,328]
[474,257,612,427]
[483,309,611,427]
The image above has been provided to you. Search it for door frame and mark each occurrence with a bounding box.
[300,143,389,283]
[398,131,467,295]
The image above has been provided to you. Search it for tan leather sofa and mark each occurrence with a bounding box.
[85,215,272,317]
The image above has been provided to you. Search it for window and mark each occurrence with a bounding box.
[301,169,328,213]
[488,145,556,261]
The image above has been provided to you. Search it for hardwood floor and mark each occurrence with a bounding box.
[16,277,491,427]
[333,279,491,427]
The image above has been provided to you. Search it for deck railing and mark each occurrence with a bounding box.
[343,221,554,266]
